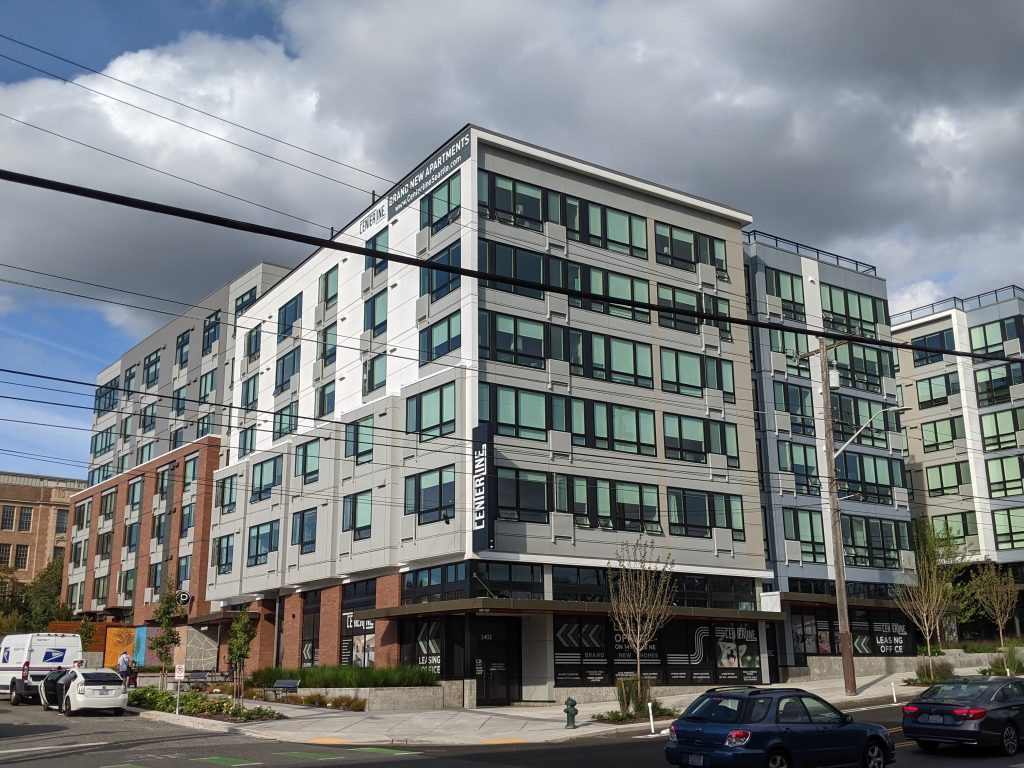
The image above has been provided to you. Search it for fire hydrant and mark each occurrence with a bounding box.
[564,696,578,729]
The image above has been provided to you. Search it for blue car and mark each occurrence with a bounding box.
[665,686,895,768]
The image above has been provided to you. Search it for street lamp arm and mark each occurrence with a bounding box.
[832,406,906,459]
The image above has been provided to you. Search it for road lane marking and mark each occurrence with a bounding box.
[193,760,263,767]
[887,727,902,733]
[308,738,350,745]
[274,753,340,762]
[480,739,528,745]
[0,741,109,755]
[351,748,417,755]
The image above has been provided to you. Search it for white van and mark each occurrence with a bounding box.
[0,633,84,704]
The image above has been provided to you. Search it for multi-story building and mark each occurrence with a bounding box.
[0,471,84,581]
[63,263,288,668]
[204,124,783,703]
[745,233,915,671]
[893,285,1024,634]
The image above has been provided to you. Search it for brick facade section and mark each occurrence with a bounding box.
[0,472,84,583]
[62,436,220,627]
[318,586,342,666]
[278,593,303,669]
[374,573,402,669]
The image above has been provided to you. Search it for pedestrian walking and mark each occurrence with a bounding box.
[117,650,131,684]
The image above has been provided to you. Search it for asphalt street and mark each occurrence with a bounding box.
[2,700,1024,768]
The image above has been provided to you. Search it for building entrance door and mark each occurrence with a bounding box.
[473,617,521,706]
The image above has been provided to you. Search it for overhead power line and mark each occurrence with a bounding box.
[0,166,1020,368]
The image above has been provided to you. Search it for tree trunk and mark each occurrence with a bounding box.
[925,636,933,678]
[1000,627,1009,677]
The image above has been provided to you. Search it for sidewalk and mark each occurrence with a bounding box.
[137,669,973,747]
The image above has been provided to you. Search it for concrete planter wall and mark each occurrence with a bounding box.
[782,648,1022,682]
[290,680,475,711]
[553,684,709,706]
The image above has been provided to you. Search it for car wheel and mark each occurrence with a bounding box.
[113,708,124,716]
[10,684,21,706]
[862,740,886,768]
[63,696,74,717]
[916,740,940,753]
[1002,723,1019,756]
[766,750,791,768]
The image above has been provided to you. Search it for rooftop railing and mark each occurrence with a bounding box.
[891,285,1024,325]
[743,230,877,276]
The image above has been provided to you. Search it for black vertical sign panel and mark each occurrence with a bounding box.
[471,424,495,552]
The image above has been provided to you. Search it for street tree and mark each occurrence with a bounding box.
[226,607,259,704]
[971,561,1019,673]
[148,580,186,687]
[77,616,97,651]
[608,537,676,711]
[893,520,968,675]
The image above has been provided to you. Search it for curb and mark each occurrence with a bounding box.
[134,708,281,740]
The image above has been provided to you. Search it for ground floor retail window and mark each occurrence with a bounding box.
[789,607,912,666]
[341,611,375,667]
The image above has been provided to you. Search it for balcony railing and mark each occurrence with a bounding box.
[744,230,877,275]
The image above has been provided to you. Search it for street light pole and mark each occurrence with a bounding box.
[817,336,858,697]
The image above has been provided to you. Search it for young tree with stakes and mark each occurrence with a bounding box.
[608,537,677,705]
[971,561,1020,675]
[227,608,258,704]
[148,580,186,688]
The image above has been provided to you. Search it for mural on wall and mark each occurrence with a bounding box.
[185,627,218,671]
[133,626,147,665]
[104,626,136,668]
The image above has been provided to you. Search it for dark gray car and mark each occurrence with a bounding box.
[902,676,1024,755]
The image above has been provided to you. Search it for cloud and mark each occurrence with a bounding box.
[889,280,948,315]
[0,293,16,315]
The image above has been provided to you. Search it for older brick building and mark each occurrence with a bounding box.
[0,471,84,582]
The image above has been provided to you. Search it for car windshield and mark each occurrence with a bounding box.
[919,682,990,702]
[683,695,743,723]
[82,673,124,684]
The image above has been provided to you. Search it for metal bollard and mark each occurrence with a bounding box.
[564,696,578,729]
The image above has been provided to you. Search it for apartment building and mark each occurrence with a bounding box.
[893,286,1024,634]
[203,124,784,704]
[745,234,915,670]
[0,472,84,581]
[63,262,287,669]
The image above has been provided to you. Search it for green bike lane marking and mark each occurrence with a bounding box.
[350,747,418,756]
[274,752,340,761]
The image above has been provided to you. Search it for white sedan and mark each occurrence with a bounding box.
[39,668,127,716]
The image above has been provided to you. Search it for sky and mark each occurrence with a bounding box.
[1,0,1023,478]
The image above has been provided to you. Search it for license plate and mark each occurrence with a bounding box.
[927,714,943,724]
[98,689,109,696]
[687,755,704,767]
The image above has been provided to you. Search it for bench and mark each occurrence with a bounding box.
[263,679,301,701]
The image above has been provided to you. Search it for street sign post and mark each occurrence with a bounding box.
[174,664,185,714]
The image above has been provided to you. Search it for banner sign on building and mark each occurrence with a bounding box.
[387,130,472,218]
[471,424,495,552]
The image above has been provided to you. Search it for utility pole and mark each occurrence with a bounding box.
[817,335,857,696]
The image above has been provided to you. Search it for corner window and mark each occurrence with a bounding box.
[277,293,302,340]
[291,508,317,553]
[274,348,301,394]
[419,311,461,364]
[273,402,298,440]
[362,354,386,394]
[364,290,387,337]
[247,520,280,566]
[343,491,372,540]
[202,311,220,355]
[405,466,455,525]
[365,229,388,274]
[199,370,216,403]
[319,322,337,365]
[238,426,255,458]
[295,439,320,484]
[245,324,262,359]
[175,331,190,367]
[235,286,258,315]
[213,534,234,574]
[316,381,335,417]
[419,170,461,233]
[345,417,373,464]
[406,382,456,440]
[319,266,338,308]
[143,350,160,387]
[420,242,460,302]
[241,373,259,410]
[251,456,283,502]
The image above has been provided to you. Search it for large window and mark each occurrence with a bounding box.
[988,457,1024,498]
[216,475,236,513]
[316,381,335,417]
[235,286,258,314]
[175,331,190,367]
[554,475,661,532]
[419,170,460,233]
[778,442,820,495]
[272,401,298,440]
[666,489,744,540]
[141,403,156,432]
[774,382,815,436]
[657,284,699,333]
[171,386,186,415]
[180,503,194,537]
[247,520,280,566]
[478,170,542,230]
[202,311,220,355]
[831,393,897,448]
[177,555,191,585]
[245,324,261,359]
[783,508,826,563]
[994,508,1024,550]
[829,343,894,393]
[183,453,198,491]
[916,373,960,409]
[295,439,319,484]
[199,370,216,403]
[277,293,302,340]
[274,348,301,394]
[497,469,550,523]
[365,228,388,273]
[213,534,234,574]
[922,416,965,452]
[574,333,653,388]
[765,267,805,320]
[238,426,255,458]
[820,284,888,338]
[91,426,114,457]
[574,265,650,323]
[479,311,546,369]
[478,239,547,300]
[841,515,912,569]
[932,511,977,545]
[419,312,461,363]
[143,350,160,387]
[663,413,739,467]
[342,491,372,540]
[291,508,317,553]
[661,348,735,402]
[655,221,724,273]
[977,363,1024,407]
[250,456,282,502]
[363,354,386,394]
[981,407,1024,451]
[912,329,954,366]
[406,382,456,440]
[926,461,970,496]
[94,376,119,415]
[421,241,460,301]
[345,417,374,464]
[405,466,455,525]
[835,452,905,504]
[363,290,387,337]
[241,374,259,411]
[592,401,657,455]
[770,329,811,377]
[319,265,338,307]
[971,317,1022,354]
[319,322,337,366]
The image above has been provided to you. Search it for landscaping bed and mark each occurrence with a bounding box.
[128,687,283,722]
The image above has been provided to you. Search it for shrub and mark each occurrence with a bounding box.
[615,678,652,715]
[906,659,955,686]
[963,642,1002,654]
[594,699,676,722]
[128,685,283,721]
[247,664,439,689]
[980,647,1024,675]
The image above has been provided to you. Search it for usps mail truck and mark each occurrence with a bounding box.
[0,633,83,704]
